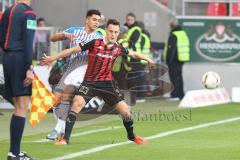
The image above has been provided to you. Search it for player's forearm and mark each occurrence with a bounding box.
[50,32,65,42]
[130,51,152,63]
[54,48,74,60]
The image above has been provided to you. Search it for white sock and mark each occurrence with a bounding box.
[54,119,66,133]
[61,120,66,134]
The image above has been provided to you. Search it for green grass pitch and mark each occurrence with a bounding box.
[0,99,240,160]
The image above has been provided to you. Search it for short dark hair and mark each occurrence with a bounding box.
[37,17,45,22]
[107,19,120,27]
[126,12,136,19]
[37,17,45,25]
[86,9,101,17]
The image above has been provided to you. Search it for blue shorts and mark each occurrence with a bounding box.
[3,51,32,98]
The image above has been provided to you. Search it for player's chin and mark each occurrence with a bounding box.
[111,38,116,43]
[110,40,115,44]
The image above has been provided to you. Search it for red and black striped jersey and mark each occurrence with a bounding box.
[79,39,129,81]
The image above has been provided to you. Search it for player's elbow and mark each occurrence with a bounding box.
[50,37,56,42]
[50,33,64,42]
[72,46,81,53]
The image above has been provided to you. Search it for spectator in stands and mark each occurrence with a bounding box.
[137,21,152,58]
[37,17,46,27]
[33,17,49,61]
[163,21,190,100]
[124,12,142,53]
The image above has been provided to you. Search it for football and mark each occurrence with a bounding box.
[202,71,220,89]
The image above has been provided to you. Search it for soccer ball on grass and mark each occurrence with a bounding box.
[202,71,220,89]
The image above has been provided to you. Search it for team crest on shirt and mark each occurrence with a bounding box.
[97,46,103,49]
[114,47,119,53]
[97,53,113,59]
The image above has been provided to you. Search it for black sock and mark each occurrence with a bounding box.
[123,119,135,140]
[64,111,77,143]
[10,114,26,156]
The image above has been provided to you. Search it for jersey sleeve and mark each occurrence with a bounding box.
[23,10,36,70]
[121,46,129,55]
[63,27,75,34]
[79,39,96,51]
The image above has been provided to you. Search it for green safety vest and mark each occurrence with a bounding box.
[96,28,106,37]
[163,30,190,62]
[112,38,132,72]
[126,26,142,52]
[141,33,152,64]
[112,56,132,72]
[118,38,129,48]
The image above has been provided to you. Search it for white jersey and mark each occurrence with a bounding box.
[55,26,102,92]
[64,26,102,65]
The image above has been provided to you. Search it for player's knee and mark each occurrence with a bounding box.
[74,96,85,106]
[62,85,76,101]
[115,101,130,118]
[122,111,131,121]
[62,93,70,101]
[71,96,85,112]
[54,92,63,102]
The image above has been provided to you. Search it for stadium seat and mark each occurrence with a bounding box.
[0,12,3,20]
[207,2,227,16]
[155,0,168,7]
[232,3,240,16]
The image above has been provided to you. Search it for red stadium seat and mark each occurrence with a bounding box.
[155,0,168,7]
[161,0,168,7]
[232,3,240,16]
[207,2,227,16]
[0,12,3,20]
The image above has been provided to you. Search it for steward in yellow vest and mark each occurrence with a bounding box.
[140,32,152,64]
[163,27,190,63]
[163,23,190,100]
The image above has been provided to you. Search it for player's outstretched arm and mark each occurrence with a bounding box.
[40,46,81,65]
[50,32,75,43]
[128,50,156,69]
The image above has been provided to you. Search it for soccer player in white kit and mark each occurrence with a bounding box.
[46,9,104,140]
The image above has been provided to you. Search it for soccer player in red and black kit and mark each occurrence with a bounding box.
[41,19,155,145]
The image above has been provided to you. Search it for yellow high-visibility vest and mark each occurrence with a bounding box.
[126,26,142,52]
[96,28,106,37]
[118,38,129,48]
[163,30,190,62]
[172,30,190,62]
[141,33,152,64]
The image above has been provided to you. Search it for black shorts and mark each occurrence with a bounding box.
[76,81,124,106]
[3,51,32,98]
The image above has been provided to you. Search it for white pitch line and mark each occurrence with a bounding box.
[33,126,123,143]
[49,117,240,160]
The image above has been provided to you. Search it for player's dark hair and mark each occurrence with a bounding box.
[86,9,101,17]
[107,19,120,27]
[126,12,136,19]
